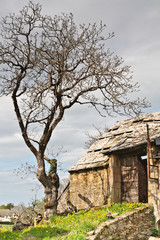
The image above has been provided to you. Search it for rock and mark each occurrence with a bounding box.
[12,221,30,231]
[35,213,43,225]
[106,211,112,217]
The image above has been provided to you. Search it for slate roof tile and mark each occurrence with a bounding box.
[69,112,160,172]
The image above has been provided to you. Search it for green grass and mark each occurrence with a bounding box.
[0,202,144,240]
[0,223,13,231]
[152,227,160,237]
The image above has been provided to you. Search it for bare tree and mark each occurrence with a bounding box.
[58,177,70,197]
[0,2,149,219]
[85,125,109,149]
[12,200,43,230]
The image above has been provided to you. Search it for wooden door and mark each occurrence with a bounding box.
[121,155,139,202]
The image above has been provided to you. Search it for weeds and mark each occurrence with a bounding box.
[152,227,160,237]
[0,202,144,240]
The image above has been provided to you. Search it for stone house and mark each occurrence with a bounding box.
[0,209,12,223]
[58,111,160,227]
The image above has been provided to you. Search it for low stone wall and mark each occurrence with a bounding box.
[87,205,155,240]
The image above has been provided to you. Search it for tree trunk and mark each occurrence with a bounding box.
[43,173,59,220]
[36,155,59,220]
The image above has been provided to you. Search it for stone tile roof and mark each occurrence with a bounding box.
[0,209,11,217]
[69,112,160,172]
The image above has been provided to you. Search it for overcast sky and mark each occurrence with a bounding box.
[0,0,160,205]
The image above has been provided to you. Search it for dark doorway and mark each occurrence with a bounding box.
[138,156,148,203]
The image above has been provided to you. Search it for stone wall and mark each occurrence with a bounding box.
[148,145,160,230]
[69,167,109,210]
[57,184,70,213]
[69,153,148,211]
[87,205,155,240]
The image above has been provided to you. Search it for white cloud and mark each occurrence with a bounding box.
[0,171,44,205]
[0,133,22,144]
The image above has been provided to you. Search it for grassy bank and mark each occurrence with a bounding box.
[0,223,13,231]
[0,202,144,240]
